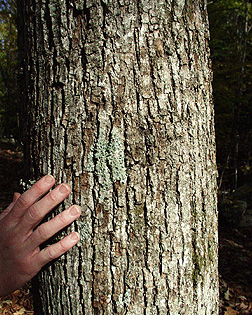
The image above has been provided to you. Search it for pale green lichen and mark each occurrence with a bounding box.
[107,130,127,184]
[85,126,127,202]
[77,220,90,244]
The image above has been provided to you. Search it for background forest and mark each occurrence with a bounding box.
[0,0,252,314]
[209,0,252,193]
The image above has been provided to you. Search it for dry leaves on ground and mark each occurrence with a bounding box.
[0,284,33,314]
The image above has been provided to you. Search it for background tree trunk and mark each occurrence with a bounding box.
[18,0,218,314]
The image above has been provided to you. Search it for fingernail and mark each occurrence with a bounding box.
[70,206,81,216]
[59,184,70,194]
[44,175,54,183]
[70,232,80,241]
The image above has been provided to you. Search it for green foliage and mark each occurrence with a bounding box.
[0,0,19,139]
[208,0,252,190]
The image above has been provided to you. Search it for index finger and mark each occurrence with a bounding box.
[9,175,55,220]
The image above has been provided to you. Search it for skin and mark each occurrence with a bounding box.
[0,175,81,297]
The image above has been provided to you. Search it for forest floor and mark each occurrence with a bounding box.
[0,140,251,315]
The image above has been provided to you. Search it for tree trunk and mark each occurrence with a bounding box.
[18,0,218,314]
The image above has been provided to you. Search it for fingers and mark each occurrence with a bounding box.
[10,175,55,220]
[20,183,71,231]
[13,192,21,203]
[37,232,80,267]
[0,175,81,294]
[26,205,81,251]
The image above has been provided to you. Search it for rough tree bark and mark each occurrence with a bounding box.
[18,0,218,314]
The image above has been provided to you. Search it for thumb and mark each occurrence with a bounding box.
[0,192,21,220]
[12,192,21,203]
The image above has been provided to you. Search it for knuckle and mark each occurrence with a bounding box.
[57,212,68,226]
[27,204,40,221]
[46,246,56,260]
[33,182,45,195]
[16,195,29,209]
[48,191,58,203]
[59,239,68,253]
[43,238,70,262]
[37,224,49,241]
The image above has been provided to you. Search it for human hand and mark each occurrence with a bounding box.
[0,175,81,297]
